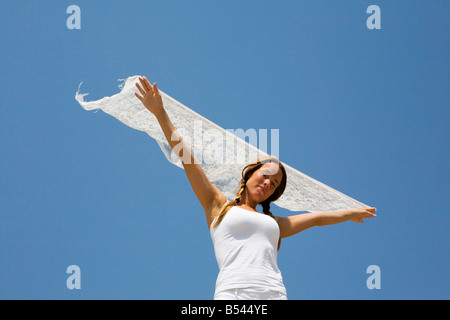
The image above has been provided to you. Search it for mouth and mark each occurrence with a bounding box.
[258,186,265,194]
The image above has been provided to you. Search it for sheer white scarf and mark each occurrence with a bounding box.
[75,76,369,212]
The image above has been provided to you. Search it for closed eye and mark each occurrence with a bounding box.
[262,171,279,188]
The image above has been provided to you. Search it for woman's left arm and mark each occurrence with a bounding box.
[275,208,377,239]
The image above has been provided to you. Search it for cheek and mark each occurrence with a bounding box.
[247,176,262,194]
[248,173,261,184]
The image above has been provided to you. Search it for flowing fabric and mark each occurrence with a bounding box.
[75,75,369,212]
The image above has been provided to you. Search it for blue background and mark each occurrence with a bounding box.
[1,0,448,299]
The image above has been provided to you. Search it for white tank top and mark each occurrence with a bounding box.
[210,206,286,295]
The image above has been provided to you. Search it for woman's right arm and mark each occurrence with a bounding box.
[135,77,227,227]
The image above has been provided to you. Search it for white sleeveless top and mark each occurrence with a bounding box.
[209,206,286,295]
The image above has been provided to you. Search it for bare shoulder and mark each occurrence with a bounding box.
[273,215,285,224]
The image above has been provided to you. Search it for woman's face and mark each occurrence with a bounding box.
[246,162,283,203]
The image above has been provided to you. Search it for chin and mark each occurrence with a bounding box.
[253,193,266,203]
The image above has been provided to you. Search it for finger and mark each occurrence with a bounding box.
[135,92,143,102]
[364,212,377,218]
[143,76,153,92]
[135,83,146,96]
[139,77,148,91]
[140,77,152,93]
[153,82,160,95]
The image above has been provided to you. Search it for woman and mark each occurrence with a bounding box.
[135,76,376,300]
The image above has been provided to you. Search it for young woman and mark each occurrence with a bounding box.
[135,76,377,300]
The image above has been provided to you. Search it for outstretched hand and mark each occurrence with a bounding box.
[350,207,377,223]
[135,76,164,117]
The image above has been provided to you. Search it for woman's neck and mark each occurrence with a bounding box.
[237,191,259,212]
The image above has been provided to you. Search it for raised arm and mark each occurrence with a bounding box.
[135,77,227,227]
[275,208,377,239]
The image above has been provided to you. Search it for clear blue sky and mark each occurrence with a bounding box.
[1,0,448,299]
